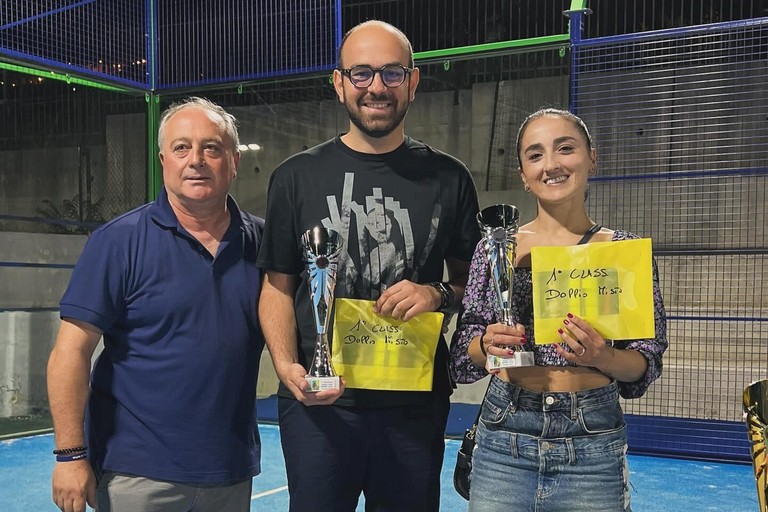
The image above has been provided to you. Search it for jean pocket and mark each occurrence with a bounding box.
[479,390,511,428]
[577,400,626,434]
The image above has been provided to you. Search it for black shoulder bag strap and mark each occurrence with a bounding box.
[576,224,602,245]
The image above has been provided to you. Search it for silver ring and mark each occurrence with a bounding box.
[577,346,586,357]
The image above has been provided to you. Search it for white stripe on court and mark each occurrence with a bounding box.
[251,486,288,500]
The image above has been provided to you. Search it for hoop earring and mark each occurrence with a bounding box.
[524,184,531,193]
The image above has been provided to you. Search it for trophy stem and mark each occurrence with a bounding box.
[308,334,336,378]
[499,309,532,360]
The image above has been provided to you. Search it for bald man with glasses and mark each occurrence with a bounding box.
[257,20,481,512]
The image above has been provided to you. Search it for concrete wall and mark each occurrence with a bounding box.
[0,233,85,416]
[0,311,59,417]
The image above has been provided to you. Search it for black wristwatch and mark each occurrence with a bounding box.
[428,281,455,311]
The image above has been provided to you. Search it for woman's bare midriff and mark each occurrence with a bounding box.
[499,366,611,392]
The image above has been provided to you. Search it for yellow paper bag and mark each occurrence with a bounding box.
[531,238,655,344]
[331,298,444,391]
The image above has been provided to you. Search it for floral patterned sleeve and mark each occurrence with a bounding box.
[449,230,668,394]
[449,240,495,384]
[612,231,668,398]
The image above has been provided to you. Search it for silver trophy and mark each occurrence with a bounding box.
[301,226,343,392]
[477,204,535,368]
[744,379,768,512]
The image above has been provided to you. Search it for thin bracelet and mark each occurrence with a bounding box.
[53,445,87,455]
[478,336,487,357]
[56,452,88,462]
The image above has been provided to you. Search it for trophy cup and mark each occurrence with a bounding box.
[477,204,534,368]
[301,226,342,392]
[744,379,768,512]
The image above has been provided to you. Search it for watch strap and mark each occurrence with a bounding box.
[428,281,454,310]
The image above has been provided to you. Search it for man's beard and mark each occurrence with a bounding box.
[345,92,409,138]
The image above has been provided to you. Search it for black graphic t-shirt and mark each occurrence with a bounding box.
[257,135,481,407]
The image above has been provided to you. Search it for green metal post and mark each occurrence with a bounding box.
[146,93,162,201]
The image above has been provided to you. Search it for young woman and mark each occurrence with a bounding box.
[450,108,668,511]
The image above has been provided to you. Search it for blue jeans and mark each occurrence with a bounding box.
[468,377,631,512]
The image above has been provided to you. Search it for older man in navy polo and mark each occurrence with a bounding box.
[47,97,264,512]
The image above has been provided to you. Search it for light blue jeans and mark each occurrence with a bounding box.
[468,377,631,512]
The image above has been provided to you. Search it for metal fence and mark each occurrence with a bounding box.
[0,0,149,88]
[155,0,339,90]
[572,15,768,460]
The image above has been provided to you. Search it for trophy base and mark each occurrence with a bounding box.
[487,351,535,369]
[305,375,340,392]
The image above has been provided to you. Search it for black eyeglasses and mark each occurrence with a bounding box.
[338,64,412,88]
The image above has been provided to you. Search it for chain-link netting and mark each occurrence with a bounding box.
[574,17,768,460]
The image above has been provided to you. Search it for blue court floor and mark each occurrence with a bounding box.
[0,423,756,511]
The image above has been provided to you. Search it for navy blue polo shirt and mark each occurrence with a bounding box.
[60,187,264,484]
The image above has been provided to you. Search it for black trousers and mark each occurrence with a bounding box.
[277,394,450,512]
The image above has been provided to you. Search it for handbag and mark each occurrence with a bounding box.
[452,383,490,501]
[453,417,479,500]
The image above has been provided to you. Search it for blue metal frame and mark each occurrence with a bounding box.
[588,167,768,182]
[0,262,75,269]
[146,0,157,91]
[626,414,750,463]
[564,8,591,113]
[577,16,768,47]
[0,0,98,31]
[335,0,343,62]
[0,48,148,90]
